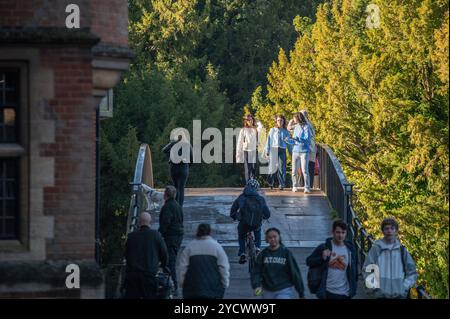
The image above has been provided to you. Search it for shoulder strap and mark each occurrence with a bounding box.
[400,245,407,274]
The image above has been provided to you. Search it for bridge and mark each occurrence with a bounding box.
[117,143,430,299]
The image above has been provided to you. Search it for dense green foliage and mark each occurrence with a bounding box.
[252,0,448,298]
[100,0,322,264]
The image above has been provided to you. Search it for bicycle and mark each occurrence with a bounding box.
[244,219,269,274]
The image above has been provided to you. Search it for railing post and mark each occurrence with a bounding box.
[343,183,354,242]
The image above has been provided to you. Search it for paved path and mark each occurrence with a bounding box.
[150,188,367,299]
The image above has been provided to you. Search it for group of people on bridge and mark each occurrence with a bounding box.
[122,180,418,300]
[236,111,318,193]
[121,110,417,299]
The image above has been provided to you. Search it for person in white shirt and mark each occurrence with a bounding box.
[236,114,258,182]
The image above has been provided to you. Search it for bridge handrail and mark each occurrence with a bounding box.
[115,143,157,298]
[316,144,431,299]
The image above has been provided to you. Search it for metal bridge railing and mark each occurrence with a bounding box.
[316,144,431,299]
[114,143,162,298]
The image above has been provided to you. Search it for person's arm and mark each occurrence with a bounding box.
[251,250,264,290]
[288,250,305,298]
[158,204,170,236]
[264,128,272,155]
[300,125,309,143]
[158,233,169,268]
[403,248,418,291]
[306,244,326,267]
[236,129,244,163]
[260,197,271,220]
[177,246,189,289]
[162,140,176,154]
[230,196,240,220]
[216,243,230,288]
[287,119,296,131]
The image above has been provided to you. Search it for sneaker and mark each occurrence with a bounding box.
[279,186,284,191]
[304,188,311,194]
[292,187,298,192]
[239,254,247,264]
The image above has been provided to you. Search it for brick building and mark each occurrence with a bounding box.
[0,0,132,298]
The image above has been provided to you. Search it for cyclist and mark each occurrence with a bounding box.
[230,179,271,264]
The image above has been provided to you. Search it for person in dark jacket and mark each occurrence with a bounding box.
[230,179,271,264]
[306,219,358,299]
[178,223,230,299]
[159,185,184,295]
[123,212,168,299]
[251,227,305,299]
[162,130,193,207]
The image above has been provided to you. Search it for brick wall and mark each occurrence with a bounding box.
[38,47,96,260]
[0,0,128,46]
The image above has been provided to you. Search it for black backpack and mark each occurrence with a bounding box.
[240,196,264,229]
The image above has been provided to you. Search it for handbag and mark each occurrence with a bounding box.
[314,157,320,175]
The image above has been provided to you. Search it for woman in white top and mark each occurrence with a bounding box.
[236,114,258,182]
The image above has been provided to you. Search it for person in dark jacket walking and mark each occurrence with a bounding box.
[251,228,305,299]
[159,185,184,295]
[306,220,358,299]
[162,129,193,207]
[178,223,230,299]
[230,179,271,264]
[123,212,168,299]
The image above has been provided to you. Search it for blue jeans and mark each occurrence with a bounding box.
[267,147,286,188]
[262,286,295,299]
[237,222,261,256]
[244,150,257,182]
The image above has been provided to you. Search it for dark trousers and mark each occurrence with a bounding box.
[170,163,189,207]
[123,272,157,299]
[164,236,183,288]
[325,291,351,299]
[267,148,287,188]
[244,150,257,182]
[300,161,315,188]
[237,222,261,256]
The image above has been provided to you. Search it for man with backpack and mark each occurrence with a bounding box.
[306,220,358,299]
[230,179,271,264]
[363,218,417,299]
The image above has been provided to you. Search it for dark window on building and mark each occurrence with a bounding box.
[0,69,19,143]
[0,158,19,239]
[0,68,20,240]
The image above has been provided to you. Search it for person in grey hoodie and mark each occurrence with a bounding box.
[363,218,417,299]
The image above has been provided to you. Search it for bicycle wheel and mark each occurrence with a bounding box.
[247,234,256,273]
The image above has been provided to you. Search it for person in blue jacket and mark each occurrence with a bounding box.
[264,115,291,190]
[230,179,271,264]
[284,112,311,194]
[306,220,358,299]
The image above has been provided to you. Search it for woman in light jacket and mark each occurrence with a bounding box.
[264,115,291,190]
[236,114,258,182]
[285,112,311,193]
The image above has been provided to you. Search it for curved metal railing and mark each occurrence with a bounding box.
[115,143,164,298]
[316,144,431,299]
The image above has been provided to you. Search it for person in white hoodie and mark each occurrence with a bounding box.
[363,218,417,299]
[177,223,230,299]
[236,114,258,182]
